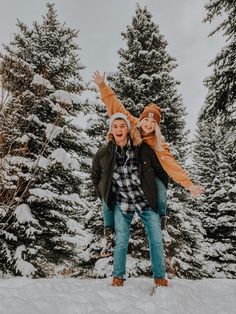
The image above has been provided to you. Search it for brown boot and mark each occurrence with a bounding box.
[154,278,169,287]
[112,277,124,287]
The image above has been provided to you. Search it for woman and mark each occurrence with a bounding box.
[92,71,204,256]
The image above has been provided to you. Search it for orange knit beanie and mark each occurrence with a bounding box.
[139,103,161,125]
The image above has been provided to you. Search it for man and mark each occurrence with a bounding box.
[91,112,169,287]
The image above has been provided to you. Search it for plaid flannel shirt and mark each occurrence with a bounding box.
[112,141,149,213]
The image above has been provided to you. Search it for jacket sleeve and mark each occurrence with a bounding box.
[91,150,102,199]
[98,82,139,126]
[156,142,193,190]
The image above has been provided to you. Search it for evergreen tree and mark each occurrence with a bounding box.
[202,0,236,117]
[191,0,236,278]
[0,3,93,277]
[108,6,188,158]
[193,117,235,278]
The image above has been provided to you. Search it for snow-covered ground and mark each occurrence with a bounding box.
[0,277,235,314]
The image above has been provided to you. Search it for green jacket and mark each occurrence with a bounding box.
[91,141,168,212]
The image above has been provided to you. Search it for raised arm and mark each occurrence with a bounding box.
[92,71,138,126]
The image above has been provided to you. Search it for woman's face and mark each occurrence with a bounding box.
[140,117,156,135]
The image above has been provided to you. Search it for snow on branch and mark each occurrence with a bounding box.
[28,189,85,207]
[14,245,36,276]
[50,90,80,105]
[50,148,80,170]
[45,124,63,141]
[14,203,38,224]
[31,74,54,90]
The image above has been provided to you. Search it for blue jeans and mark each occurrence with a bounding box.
[102,178,167,230]
[102,200,115,231]
[156,177,167,217]
[112,204,165,279]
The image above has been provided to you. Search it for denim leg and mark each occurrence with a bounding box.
[112,204,133,279]
[156,178,167,216]
[139,209,166,279]
[102,200,114,231]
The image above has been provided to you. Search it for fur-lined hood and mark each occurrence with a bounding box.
[106,126,142,146]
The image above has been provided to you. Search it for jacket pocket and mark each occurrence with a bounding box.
[142,160,152,173]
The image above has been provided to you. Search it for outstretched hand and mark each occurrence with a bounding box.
[189,185,204,197]
[92,70,106,87]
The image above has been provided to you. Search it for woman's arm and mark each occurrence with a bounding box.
[156,142,204,196]
[92,71,139,126]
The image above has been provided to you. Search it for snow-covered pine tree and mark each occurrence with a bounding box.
[108,6,188,158]
[90,5,203,279]
[202,0,236,118]
[191,0,236,278]
[80,95,109,264]
[193,117,236,278]
[0,3,93,278]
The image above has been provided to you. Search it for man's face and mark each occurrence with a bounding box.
[111,119,129,146]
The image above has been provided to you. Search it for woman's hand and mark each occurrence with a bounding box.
[92,70,106,87]
[189,185,205,197]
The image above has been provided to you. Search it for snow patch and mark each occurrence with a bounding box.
[0,278,235,314]
[13,245,36,276]
[37,155,50,169]
[51,90,80,105]
[50,148,80,170]
[45,124,63,141]
[31,74,54,90]
[17,134,30,144]
[28,189,83,207]
[14,204,38,224]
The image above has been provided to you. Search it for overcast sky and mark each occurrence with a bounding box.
[0,0,225,134]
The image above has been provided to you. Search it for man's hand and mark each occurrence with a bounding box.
[189,185,205,197]
[92,70,106,87]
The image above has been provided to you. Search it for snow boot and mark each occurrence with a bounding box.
[112,277,124,287]
[154,278,169,287]
[100,228,115,257]
[161,216,171,246]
